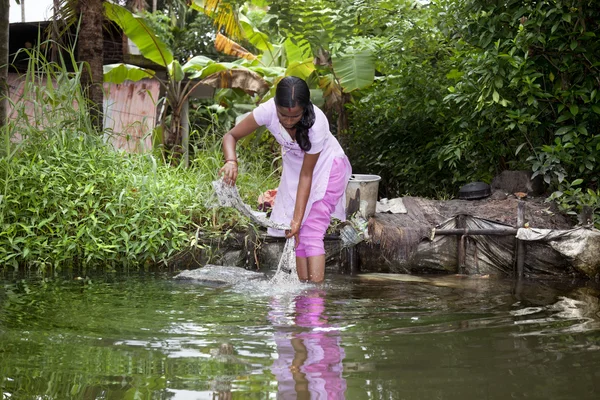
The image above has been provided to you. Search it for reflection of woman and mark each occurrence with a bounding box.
[270,290,346,399]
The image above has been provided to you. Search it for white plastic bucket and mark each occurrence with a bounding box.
[345,174,381,218]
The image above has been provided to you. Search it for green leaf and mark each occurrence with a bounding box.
[182,56,214,73]
[555,126,573,136]
[239,14,273,53]
[104,2,173,67]
[168,60,184,82]
[285,60,316,81]
[494,76,503,89]
[446,69,464,80]
[571,179,583,186]
[103,64,156,84]
[284,38,313,65]
[577,125,588,136]
[492,90,500,103]
[332,49,375,92]
[592,105,600,115]
[569,104,579,116]
[515,142,526,156]
[570,41,577,51]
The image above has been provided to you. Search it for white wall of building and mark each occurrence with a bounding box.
[10,0,53,23]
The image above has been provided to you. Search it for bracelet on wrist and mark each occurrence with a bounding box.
[225,159,238,165]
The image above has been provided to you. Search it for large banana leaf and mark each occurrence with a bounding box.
[332,49,375,92]
[182,56,215,72]
[285,60,316,81]
[284,38,313,65]
[259,43,285,68]
[103,64,156,84]
[104,2,173,67]
[183,57,279,82]
[184,60,243,80]
[239,14,273,53]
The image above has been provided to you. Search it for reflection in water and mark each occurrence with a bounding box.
[511,283,600,336]
[270,289,347,399]
[1,275,600,399]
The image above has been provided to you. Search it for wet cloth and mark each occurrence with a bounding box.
[212,178,298,278]
[211,179,289,230]
[296,157,351,257]
[252,98,352,236]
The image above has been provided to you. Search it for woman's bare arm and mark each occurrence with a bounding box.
[220,113,261,185]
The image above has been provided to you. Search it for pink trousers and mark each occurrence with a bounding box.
[296,157,350,258]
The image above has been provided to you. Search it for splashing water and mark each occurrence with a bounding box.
[212,179,299,284]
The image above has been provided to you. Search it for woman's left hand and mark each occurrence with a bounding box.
[285,220,301,246]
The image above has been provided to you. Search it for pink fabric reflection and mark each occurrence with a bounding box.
[270,291,347,399]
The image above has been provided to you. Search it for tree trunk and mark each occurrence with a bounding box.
[336,92,351,149]
[51,0,61,62]
[181,99,189,168]
[78,0,105,132]
[0,0,9,128]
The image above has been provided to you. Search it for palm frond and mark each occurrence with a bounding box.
[190,0,243,41]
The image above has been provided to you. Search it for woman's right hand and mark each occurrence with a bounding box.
[219,161,238,186]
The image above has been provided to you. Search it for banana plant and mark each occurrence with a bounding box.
[206,2,376,140]
[103,2,274,167]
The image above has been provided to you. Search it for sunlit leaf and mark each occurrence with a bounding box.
[570,179,583,187]
[103,64,156,84]
[285,60,316,81]
[555,126,573,136]
[239,14,273,53]
[168,60,184,82]
[284,38,313,65]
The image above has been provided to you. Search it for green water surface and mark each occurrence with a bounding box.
[1,272,599,399]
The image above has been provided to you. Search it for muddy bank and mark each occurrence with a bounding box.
[170,191,600,280]
[361,194,600,279]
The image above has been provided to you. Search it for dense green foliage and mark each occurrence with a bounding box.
[3,0,600,271]
[143,5,222,62]
[0,45,278,271]
[347,0,600,221]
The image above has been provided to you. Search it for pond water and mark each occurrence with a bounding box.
[1,270,599,399]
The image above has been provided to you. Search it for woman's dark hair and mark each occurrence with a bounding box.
[275,76,315,152]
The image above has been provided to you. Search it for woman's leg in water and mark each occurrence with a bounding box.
[296,256,308,281]
[307,255,325,283]
[294,158,349,283]
[294,255,325,283]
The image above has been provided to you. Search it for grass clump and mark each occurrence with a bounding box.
[0,42,278,272]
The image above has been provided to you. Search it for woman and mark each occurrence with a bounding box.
[220,76,352,283]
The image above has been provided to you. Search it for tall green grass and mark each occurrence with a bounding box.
[0,41,278,272]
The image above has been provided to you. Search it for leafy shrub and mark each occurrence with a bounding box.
[0,42,278,272]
